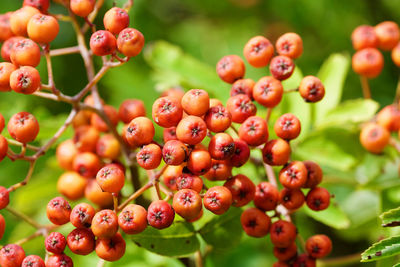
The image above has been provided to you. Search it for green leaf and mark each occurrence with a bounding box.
[380,207,400,227]
[393,263,400,267]
[361,236,400,262]
[199,207,243,252]
[342,190,380,228]
[303,202,351,229]
[316,98,379,128]
[314,53,350,124]
[131,221,200,257]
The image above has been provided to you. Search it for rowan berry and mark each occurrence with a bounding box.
[45,254,73,267]
[90,105,119,132]
[241,208,271,237]
[243,36,274,67]
[351,25,378,50]
[273,242,297,262]
[163,127,178,142]
[270,220,297,248]
[303,161,323,188]
[137,143,162,170]
[0,62,16,92]
[223,174,255,207]
[72,110,91,129]
[73,152,102,178]
[375,21,400,50]
[162,140,187,166]
[95,232,126,262]
[0,114,4,133]
[96,134,121,160]
[118,204,148,235]
[152,96,183,127]
[96,164,125,193]
[292,254,316,267]
[23,0,50,13]
[208,133,235,160]
[299,76,325,103]
[279,161,308,189]
[274,113,301,140]
[0,135,8,162]
[376,105,400,132]
[352,48,384,78]
[0,244,25,267]
[254,182,279,211]
[0,214,5,240]
[85,179,113,208]
[209,98,223,108]
[125,116,155,147]
[90,30,117,56]
[204,105,232,133]
[187,149,211,175]
[10,66,41,95]
[253,76,283,108]
[147,200,175,229]
[21,255,45,267]
[8,112,39,143]
[0,186,9,209]
[46,197,71,225]
[226,94,257,123]
[57,172,87,200]
[306,187,330,211]
[392,42,400,67]
[92,209,118,239]
[230,139,250,167]
[359,123,390,154]
[70,0,95,18]
[231,79,255,99]
[176,173,203,193]
[45,232,67,254]
[262,139,291,166]
[1,37,24,62]
[173,189,202,221]
[56,140,77,170]
[27,14,59,44]
[181,89,210,116]
[103,7,129,35]
[70,202,95,228]
[238,116,269,146]
[9,6,40,36]
[162,165,182,191]
[280,188,305,210]
[276,32,303,59]
[67,228,95,255]
[176,116,207,145]
[204,159,232,181]
[118,99,146,123]
[73,124,100,153]
[0,13,14,42]
[216,55,245,84]
[117,28,145,57]
[269,55,295,81]
[306,234,332,259]
[203,186,232,215]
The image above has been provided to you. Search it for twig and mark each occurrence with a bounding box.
[6,139,40,152]
[8,161,36,191]
[49,46,80,57]
[194,250,204,267]
[360,76,371,99]
[14,230,43,245]
[284,88,299,93]
[266,108,272,123]
[118,182,153,211]
[5,206,42,229]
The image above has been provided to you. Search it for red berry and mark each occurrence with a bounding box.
[274,113,301,140]
[351,25,378,50]
[231,79,255,99]
[299,76,325,103]
[27,14,59,44]
[90,30,117,56]
[118,99,146,124]
[203,186,232,215]
[270,220,297,248]
[303,161,323,188]
[360,123,390,154]
[10,38,40,67]
[10,6,40,36]
[45,254,73,267]
[0,244,25,267]
[273,242,297,262]
[204,105,232,133]
[0,135,8,162]
[70,0,95,18]
[262,139,291,166]
[352,48,384,78]
[117,28,145,58]
[275,32,303,59]
[1,37,24,62]
[96,164,125,194]
[162,140,188,166]
[173,189,203,221]
[280,188,305,210]
[21,255,45,267]
[176,116,207,145]
[163,127,178,142]
[0,62,17,92]
[57,172,87,200]
[103,7,129,35]
[376,105,400,132]
[375,21,400,50]
[118,204,148,234]
[223,174,255,207]
[305,234,332,258]
[0,214,5,240]
[208,133,235,160]
[45,232,67,254]
[91,209,118,239]
[95,233,126,262]
[147,200,175,229]
[176,173,203,192]
[269,55,295,81]
[243,36,274,67]
[238,116,269,146]
[230,139,250,167]
[293,254,316,267]
[252,76,283,108]
[125,117,155,147]
[306,187,331,211]
[46,197,71,225]
[10,67,41,95]
[216,55,245,84]
[279,161,308,189]
[204,159,232,181]
[181,89,210,116]
[73,152,102,178]
[70,202,95,228]
[254,182,279,211]
[241,207,271,237]
[137,143,162,170]
[67,228,95,255]
[0,13,14,43]
[23,0,50,13]
[152,97,183,127]
[187,149,211,175]
[226,94,257,123]
[0,186,9,209]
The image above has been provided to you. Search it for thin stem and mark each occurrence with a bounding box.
[113,194,119,212]
[266,108,272,123]
[6,139,40,152]
[194,250,204,267]
[360,76,371,99]
[318,252,361,267]
[123,0,134,11]
[284,88,299,93]
[50,46,80,57]
[8,161,36,191]
[5,206,42,229]
[44,45,59,95]
[73,66,110,101]
[160,183,174,201]
[82,0,105,33]
[118,182,153,211]
[14,230,42,245]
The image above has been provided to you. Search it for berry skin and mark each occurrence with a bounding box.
[117,28,145,57]
[27,14,59,44]
[0,244,26,267]
[147,200,175,229]
[45,254,73,267]
[162,140,188,166]
[210,98,223,107]
[90,105,119,132]
[360,123,390,154]
[270,220,297,248]
[254,182,279,211]
[57,172,87,200]
[204,159,232,181]
[305,234,332,258]
[46,197,72,225]
[176,173,203,192]
[45,232,67,254]
[204,105,232,133]
[23,0,50,13]
[21,255,45,267]
[152,96,183,128]
[352,48,384,78]
[208,133,235,160]
[173,189,203,221]
[224,174,255,207]
[241,208,271,237]
[163,127,178,142]
[10,66,41,95]
[162,165,183,191]
[280,188,305,210]
[118,204,148,234]
[351,25,378,50]
[262,139,291,166]
[85,179,113,208]
[103,7,129,35]
[238,116,269,147]
[273,242,298,262]
[96,164,125,194]
[118,99,146,124]
[0,214,5,240]
[92,209,118,239]
[376,105,400,132]
[243,36,274,67]
[125,116,155,147]
[0,62,17,92]
[252,76,283,108]
[70,0,95,18]
[73,152,102,178]
[96,134,121,160]
[231,79,255,99]
[269,55,295,81]
[0,135,8,162]
[392,42,400,67]
[0,114,4,133]
[299,76,325,103]
[274,113,301,140]
[230,139,250,167]
[292,254,316,267]
[181,89,210,116]
[216,55,245,84]
[275,32,303,59]
[226,94,257,123]
[137,143,162,170]
[1,37,24,62]
[70,202,95,228]
[306,187,331,211]
[90,30,117,56]
[374,21,400,50]
[67,228,95,255]
[187,149,212,175]
[0,186,9,209]
[8,112,39,143]
[303,161,323,188]
[0,13,14,43]
[279,161,308,189]
[95,232,126,262]
[203,186,232,215]
[176,116,207,145]
[9,6,40,36]
[56,139,78,171]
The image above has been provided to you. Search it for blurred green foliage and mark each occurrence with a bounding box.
[1,0,400,266]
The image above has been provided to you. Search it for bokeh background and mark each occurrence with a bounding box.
[1,0,400,266]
